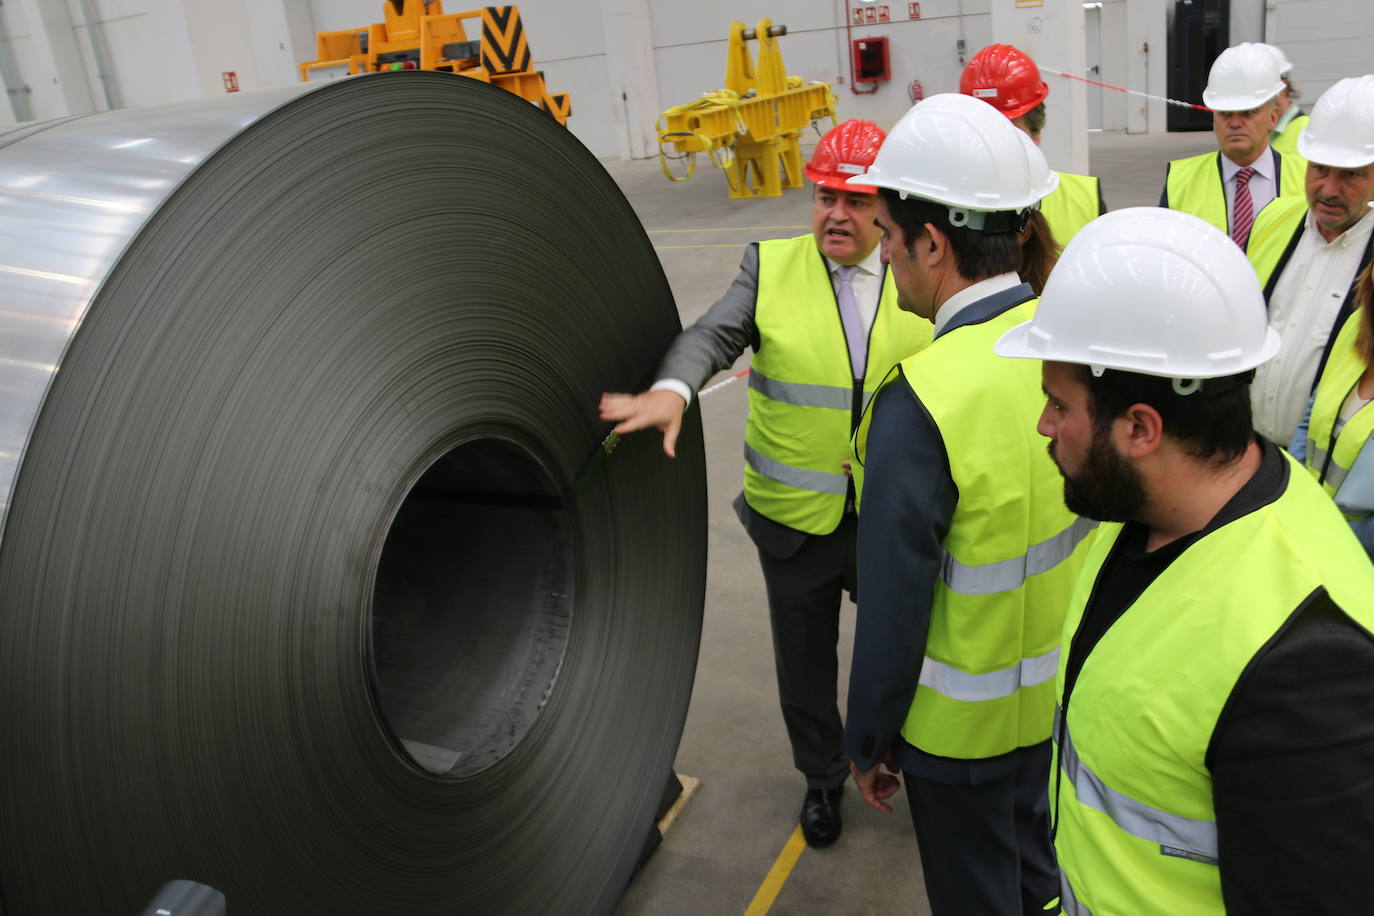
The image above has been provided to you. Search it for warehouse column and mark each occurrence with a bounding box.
[990,0,1088,174]
[1125,0,1167,134]
[12,0,98,116]
[601,0,662,160]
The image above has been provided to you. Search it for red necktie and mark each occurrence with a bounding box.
[1231,166,1256,248]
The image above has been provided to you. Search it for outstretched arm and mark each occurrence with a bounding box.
[599,244,761,457]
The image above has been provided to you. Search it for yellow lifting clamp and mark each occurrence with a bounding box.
[657,19,837,199]
[300,2,571,126]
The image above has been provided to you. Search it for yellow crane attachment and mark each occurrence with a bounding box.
[300,2,570,126]
[657,19,837,199]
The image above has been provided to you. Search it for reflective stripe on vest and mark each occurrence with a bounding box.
[1057,712,1218,862]
[920,646,1058,703]
[748,369,851,410]
[1165,150,1306,237]
[745,235,932,535]
[1059,870,1092,916]
[1306,442,1334,482]
[1040,171,1100,246]
[743,442,849,495]
[1305,310,1374,519]
[941,515,1098,595]
[1052,456,1374,915]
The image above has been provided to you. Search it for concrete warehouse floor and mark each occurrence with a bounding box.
[607,129,1216,916]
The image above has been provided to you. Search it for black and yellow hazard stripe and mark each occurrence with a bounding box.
[541,91,571,124]
[481,6,531,74]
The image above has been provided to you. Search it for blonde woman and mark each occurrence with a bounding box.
[1291,248,1374,558]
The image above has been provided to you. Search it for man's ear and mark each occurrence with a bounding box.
[1121,402,1165,459]
[922,221,949,266]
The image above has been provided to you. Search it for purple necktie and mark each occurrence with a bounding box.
[1231,166,1256,248]
[835,265,867,379]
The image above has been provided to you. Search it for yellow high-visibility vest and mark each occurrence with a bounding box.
[1041,171,1101,247]
[1053,453,1374,915]
[1163,149,1306,237]
[1244,195,1306,289]
[864,299,1091,759]
[1306,311,1374,521]
[744,235,931,534]
[1271,112,1310,161]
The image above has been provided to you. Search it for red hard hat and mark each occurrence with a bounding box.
[960,44,1049,120]
[805,119,886,193]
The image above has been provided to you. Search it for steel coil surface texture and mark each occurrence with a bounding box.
[0,71,705,914]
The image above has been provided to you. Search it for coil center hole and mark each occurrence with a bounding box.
[370,438,573,777]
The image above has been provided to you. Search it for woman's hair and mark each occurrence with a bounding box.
[1018,209,1061,296]
[1355,261,1374,368]
[1015,102,1047,142]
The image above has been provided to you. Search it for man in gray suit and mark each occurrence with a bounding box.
[600,119,931,847]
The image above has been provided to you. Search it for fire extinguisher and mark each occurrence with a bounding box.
[909,80,924,104]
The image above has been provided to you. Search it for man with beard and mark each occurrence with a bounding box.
[1245,75,1374,447]
[600,120,932,848]
[842,94,1091,915]
[996,206,1374,914]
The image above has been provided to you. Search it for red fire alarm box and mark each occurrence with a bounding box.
[852,38,890,83]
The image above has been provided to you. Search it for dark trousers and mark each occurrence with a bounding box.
[903,740,1058,915]
[754,512,857,790]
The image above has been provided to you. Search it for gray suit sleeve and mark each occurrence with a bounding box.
[844,374,958,773]
[655,244,761,391]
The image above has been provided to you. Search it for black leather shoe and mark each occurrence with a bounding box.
[799,786,843,848]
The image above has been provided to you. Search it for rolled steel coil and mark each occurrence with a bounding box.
[0,71,705,914]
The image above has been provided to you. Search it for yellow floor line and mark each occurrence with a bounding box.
[646,225,807,233]
[743,826,807,916]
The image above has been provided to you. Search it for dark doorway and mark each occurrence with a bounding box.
[1168,0,1230,131]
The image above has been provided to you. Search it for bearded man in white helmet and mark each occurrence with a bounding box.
[1159,43,1306,249]
[843,93,1091,914]
[1244,75,1374,448]
[997,207,1374,914]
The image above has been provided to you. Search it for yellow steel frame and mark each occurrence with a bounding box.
[657,19,836,199]
[299,2,570,126]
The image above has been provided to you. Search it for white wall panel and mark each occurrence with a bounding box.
[1267,0,1374,105]
[1231,0,1265,44]
[1124,0,1166,134]
[63,0,199,110]
[0,3,63,121]
[1095,0,1128,132]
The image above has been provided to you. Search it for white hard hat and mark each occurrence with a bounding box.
[995,208,1280,388]
[1298,75,1374,168]
[1256,42,1294,77]
[847,93,1057,230]
[1203,43,1284,111]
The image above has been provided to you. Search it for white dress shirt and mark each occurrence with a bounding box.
[1251,206,1374,444]
[1221,147,1278,225]
[654,244,885,404]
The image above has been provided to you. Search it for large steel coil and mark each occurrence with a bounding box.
[0,71,705,914]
